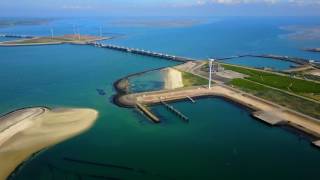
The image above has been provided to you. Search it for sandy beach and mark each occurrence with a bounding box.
[162,68,184,89]
[0,107,98,179]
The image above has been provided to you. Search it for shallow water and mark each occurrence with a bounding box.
[128,69,168,93]
[0,17,320,180]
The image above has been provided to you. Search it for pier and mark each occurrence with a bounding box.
[88,42,197,62]
[160,100,189,122]
[186,96,196,103]
[136,103,160,123]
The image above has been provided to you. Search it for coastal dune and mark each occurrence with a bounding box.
[0,107,98,179]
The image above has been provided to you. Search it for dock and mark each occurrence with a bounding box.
[160,101,189,122]
[88,42,197,63]
[186,96,195,103]
[252,111,284,125]
[136,103,160,123]
[312,140,320,148]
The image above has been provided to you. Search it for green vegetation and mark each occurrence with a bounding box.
[229,78,320,119]
[223,64,320,101]
[181,71,208,87]
[1,35,103,45]
[4,37,72,44]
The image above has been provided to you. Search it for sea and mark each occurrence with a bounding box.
[0,16,320,180]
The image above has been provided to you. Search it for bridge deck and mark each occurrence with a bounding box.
[89,42,198,62]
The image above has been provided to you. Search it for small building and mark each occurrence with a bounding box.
[212,63,224,72]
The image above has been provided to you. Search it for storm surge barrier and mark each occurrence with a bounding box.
[88,42,198,62]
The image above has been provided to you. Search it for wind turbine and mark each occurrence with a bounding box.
[99,25,103,37]
[208,58,215,89]
[77,28,81,40]
[50,28,54,39]
[73,24,76,39]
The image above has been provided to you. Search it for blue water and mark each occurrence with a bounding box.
[1,17,319,62]
[128,70,167,93]
[1,17,320,180]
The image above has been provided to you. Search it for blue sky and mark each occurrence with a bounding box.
[1,0,320,17]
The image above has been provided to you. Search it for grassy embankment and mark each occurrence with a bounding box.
[222,64,320,119]
[181,71,208,87]
[223,64,320,101]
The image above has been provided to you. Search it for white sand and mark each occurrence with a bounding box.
[308,69,320,76]
[0,107,98,179]
[162,68,184,89]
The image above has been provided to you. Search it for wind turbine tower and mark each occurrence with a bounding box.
[50,28,54,39]
[77,28,81,40]
[208,59,214,89]
[73,24,76,39]
[99,25,102,37]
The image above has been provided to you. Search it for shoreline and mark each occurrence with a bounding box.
[0,37,110,47]
[113,84,320,148]
[0,106,99,179]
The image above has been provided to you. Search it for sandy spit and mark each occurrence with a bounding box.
[0,107,98,179]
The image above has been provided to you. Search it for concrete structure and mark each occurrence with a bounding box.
[89,42,198,63]
[208,59,213,89]
[115,84,320,148]
[136,103,160,123]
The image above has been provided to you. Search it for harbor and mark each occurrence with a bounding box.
[115,84,320,147]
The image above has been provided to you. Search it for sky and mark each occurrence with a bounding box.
[0,0,320,17]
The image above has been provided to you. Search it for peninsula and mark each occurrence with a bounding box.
[113,60,320,148]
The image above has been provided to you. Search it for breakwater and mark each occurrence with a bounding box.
[303,48,320,53]
[88,42,197,63]
[0,34,34,39]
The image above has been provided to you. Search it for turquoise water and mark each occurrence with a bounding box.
[128,68,183,93]
[0,17,320,180]
[128,70,167,93]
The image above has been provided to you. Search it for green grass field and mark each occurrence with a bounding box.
[181,71,208,87]
[223,64,320,101]
[229,78,320,119]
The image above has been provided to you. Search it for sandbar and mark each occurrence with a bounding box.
[0,107,98,179]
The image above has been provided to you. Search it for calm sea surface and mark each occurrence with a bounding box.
[0,17,320,180]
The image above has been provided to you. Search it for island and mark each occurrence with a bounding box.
[0,34,109,46]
